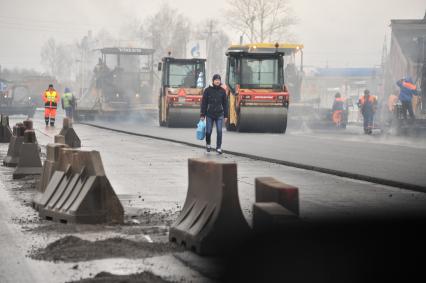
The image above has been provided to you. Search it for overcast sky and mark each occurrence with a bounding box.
[0,0,425,71]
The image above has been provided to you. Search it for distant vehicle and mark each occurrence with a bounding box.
[225,43,304,133]
[75,47,155,120]
[385,16,426,135]
[158,56,206,127]
[0,82,36,117]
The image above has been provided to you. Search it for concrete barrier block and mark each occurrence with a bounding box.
[252,202,298,233]
[169,158,251,255]
[59,118,81,148]
[0,114,12,143]
[38,143,70,192]
[54,135,65,144]
[3,124,26,167]
[33,149,123,224]
[255,177,299,216]
[13,130,42,179]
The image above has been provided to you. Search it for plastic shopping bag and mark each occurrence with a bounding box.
[196,119,206,140]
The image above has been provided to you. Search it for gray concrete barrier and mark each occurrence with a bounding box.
[33,148,123,224]
[255,177,299,215]
[252,202,298,233]
[38,143,69,192]
[169,158,251,255]
[59,118,81,148]
[54,135,65,144]
[3,124,26,167]
[13,130,42,179]
[0,114,12,143]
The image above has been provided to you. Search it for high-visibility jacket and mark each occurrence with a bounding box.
[62,92,74,109]
[43,90,59,108]
[397,80,417,102]
[358,95,377,114]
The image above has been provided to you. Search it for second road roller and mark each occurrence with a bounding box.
[158,55,206,127]
[225,43,304,133]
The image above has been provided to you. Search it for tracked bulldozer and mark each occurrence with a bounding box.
[75,47,155,120]
[225,43,303,133]
[158,56,206,127]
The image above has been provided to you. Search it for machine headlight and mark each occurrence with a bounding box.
[116,93,120,98]
[28,97,31,100]
[135,93,140,98]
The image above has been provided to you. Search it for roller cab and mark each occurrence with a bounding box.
[158,57,206,128]
[225,43,303,133]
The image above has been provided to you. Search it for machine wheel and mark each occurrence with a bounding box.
[158,96,166,127]
[281,108,288,134]
[237,106,287,133]
[225,96,237,131]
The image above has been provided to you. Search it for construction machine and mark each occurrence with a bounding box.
[75,47,155,120]
[158,56,206,127]
[225,43,303,133]
[0,81,36,117]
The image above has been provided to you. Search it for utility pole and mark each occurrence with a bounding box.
[205,20,218,79]
[250,16,256,43]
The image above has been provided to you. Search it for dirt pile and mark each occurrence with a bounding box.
[32,235,181,262]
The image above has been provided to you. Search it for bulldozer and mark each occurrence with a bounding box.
[158,56,206,127]
[225,43,304,133]
[75,47,155,120]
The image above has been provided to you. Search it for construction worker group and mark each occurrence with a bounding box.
[330,76,420,135]
[42,84,75,127]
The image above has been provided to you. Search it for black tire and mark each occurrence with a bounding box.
[225,96,236,131]
[158,95,166,127]
[281,108,288,134]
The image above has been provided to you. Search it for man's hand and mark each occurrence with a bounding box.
[224,118,228,124]
[200,116,205,121]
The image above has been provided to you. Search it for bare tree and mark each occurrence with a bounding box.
[40,37,74,81]
[193,19,231,79]
[224,0,297,43]
[141,3,191,62]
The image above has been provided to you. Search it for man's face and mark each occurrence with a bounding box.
[213,79,221,86]
[48,87,53,91]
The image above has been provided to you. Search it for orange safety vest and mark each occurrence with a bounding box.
[359,95,376,105]
[43,90,59,108]
[402,81,417,91]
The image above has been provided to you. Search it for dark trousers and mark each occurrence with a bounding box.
[65,107,74,119]
[401,101,415,120]
[362,111,374,132]
[206,116,224,149]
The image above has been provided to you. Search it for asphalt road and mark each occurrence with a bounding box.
[85,116,426,191]
[2,113,426,283]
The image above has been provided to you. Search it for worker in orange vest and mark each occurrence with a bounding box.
[358,89,377,134]
[42,84,60,127]
[332,92,345,128]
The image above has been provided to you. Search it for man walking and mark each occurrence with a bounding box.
[42,84,59,127]
[200,74,228,154]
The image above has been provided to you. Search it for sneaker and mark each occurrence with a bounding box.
[206,145,211,152]
[217,148,223,154]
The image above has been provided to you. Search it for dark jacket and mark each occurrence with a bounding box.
[200,85,228,119]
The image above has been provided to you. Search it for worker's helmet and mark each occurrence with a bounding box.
[335,92,341,98]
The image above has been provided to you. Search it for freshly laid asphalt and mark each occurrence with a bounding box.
[84,117,426,191]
